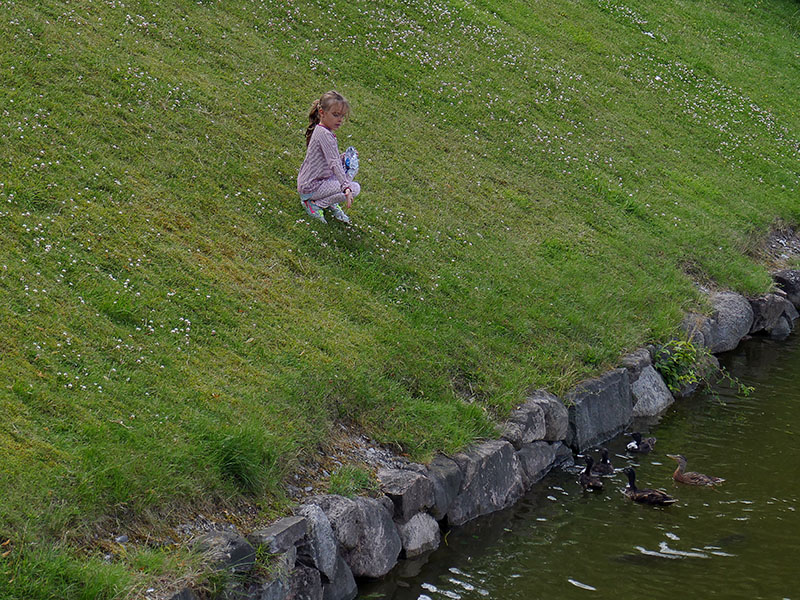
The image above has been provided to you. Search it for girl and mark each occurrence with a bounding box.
[297,91,361,224]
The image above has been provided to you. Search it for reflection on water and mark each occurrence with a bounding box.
[359,333,800,600]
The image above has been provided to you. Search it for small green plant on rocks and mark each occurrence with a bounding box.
[655,339,754,401]
[654,339,701,393]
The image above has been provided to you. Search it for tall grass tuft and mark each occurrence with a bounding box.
[201,426,287,496]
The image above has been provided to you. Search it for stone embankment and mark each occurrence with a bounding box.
[171,270,800,600]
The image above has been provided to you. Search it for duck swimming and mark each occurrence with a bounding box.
[626,432,656,453]
[667,454,725,486]
[623,467,677,505]
[591,447,615,475]
[579,456,604,491]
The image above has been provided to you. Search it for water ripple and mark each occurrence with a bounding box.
[568,578,597,591]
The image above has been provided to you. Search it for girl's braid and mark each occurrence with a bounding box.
[305,99,322,147]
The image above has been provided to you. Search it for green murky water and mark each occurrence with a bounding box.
[359,333,800,600]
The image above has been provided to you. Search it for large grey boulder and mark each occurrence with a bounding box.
[551,442,575,469]
[619,348,652,383]
[631,365,674,417]
[426,455,463,521]
[322,553,358,600]
[749,293,796,333]
[377,468,435,522]
[680,312,713,348]
[248,516,306,554]
[194,530,256,575]
[241,572,291,600]
[565,369,632,452]
[308,495,401,579]
[785,301,800,322]
[290,564,323,600]
[768,315,794,340]
[524,389,569,441]
[169,589,200,600]
[227,550,296,600]
[447,440,525,526]
[516,441,558,487]
[705,292,754,353]
[396,512,441,558]
[501,400,546,449]
[296,504,338,582]
[774,269,800,307]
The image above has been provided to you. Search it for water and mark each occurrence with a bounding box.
[359,333,800,600]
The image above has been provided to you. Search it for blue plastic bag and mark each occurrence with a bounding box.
[343,146,359,179]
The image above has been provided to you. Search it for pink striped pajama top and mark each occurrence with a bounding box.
[297,124,350,195]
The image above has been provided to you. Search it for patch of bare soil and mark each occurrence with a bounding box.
[285,422,410,502]
[760,225,800,270]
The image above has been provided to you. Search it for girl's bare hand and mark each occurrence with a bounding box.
[345,190,353,209]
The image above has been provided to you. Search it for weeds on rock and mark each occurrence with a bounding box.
[654,339,754,403]
[654,339,701,393]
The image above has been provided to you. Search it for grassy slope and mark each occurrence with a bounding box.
[1,0,798,595]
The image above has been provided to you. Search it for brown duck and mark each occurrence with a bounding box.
[591,447,615,476]
[579,456,604,490]
[667,454,725,486]
[623,467,677,505]
[626,432,656,453]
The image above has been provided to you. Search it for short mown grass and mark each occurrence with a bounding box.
[1,0,798,596]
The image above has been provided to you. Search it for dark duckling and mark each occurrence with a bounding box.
[591,447,615,475]
[626,431,656,453]
[667,454,725,486]
[623,467,677,505]
[579,456,604,491]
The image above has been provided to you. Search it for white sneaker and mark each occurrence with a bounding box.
[301,199,327,224]
[329,203,351,223]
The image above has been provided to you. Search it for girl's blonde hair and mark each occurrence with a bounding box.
[305,91,351,147]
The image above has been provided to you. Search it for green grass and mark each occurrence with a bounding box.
[328,465,380,498]
[1,0,798,595]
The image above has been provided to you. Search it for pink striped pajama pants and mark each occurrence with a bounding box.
[303,175,361,209]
